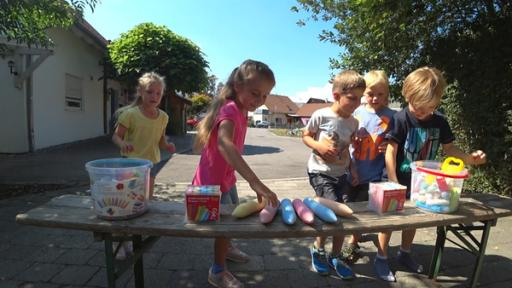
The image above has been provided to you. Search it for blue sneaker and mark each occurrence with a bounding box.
[397,250,424,273]
[309,245,329,275]
[328,255,355,280]
[374,257,395,282]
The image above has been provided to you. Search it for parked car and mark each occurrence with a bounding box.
[186,118,199,127]
[186,113,207,129]
[256,121,270,128]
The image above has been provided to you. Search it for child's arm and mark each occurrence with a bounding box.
[442,143,486,166]
[349,132,359,186]
[385,141,399,183]
[112,124,134,153]
[159,134,176,154]
[217,120,279,207]
[302,130,337,162]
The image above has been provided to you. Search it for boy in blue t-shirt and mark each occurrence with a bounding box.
[343,70,396,278]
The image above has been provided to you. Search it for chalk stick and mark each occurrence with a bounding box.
[280,198,296,225]
[259,200,280,224]
[313,197,353,217]
[292,198,314,224]
[232,199,266,218]
[303,197,337,223]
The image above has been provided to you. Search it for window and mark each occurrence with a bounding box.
[254,108,269,115]
[65,74,83,111]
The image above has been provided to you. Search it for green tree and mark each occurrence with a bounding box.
[293,0,512,195]
[108,23,209,94]
[189,93,212,117]
[0,0,98,51]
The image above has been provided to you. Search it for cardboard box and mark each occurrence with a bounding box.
[185,185,221,222]
[368,182,407,214]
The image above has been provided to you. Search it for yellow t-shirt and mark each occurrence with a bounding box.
[117,106,169,163]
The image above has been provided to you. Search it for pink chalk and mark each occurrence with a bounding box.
[259,201,280,224]
[292,198,314,224]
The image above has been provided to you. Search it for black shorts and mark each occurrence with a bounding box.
[308,173,348,203]
[343,183,369,203]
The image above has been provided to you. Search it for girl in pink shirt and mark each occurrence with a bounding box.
[193,59,279,288]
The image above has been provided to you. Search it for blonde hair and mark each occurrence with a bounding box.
[365,70,389,96]
[332,70,366,94]
[402,67,446,108]
[114,72,165,121]
[194,59,275,152]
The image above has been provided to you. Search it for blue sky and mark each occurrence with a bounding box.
[84,0,342,102]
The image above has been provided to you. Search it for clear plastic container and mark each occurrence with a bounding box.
[85,158,152,220]
[410,160,468,214]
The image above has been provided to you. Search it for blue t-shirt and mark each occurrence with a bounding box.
[385,106,455,186]
[351,106,396,184]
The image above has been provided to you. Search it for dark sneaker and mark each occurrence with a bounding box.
[208,267,244,288]
[342,243,362,264]
[397,250,424,273]
[328,255,355,280]
[374,257,395,282]
[309,246,329,275]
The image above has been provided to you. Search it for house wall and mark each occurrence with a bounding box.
[0,57,29,153]
[31,28,106,150]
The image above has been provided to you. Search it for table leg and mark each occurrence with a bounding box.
[133,235,144,288]
[429,226,446,279]
[469,220,492,288]
[103,233,116,288]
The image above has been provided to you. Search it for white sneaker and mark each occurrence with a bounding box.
[208,268,244,288]
[226,245,250,263]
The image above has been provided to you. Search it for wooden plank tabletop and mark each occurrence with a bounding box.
[16,193,512,239]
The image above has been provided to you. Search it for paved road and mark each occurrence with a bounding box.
[156,128,310,184]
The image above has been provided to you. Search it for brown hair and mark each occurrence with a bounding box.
[332,70,366,94]
[194,60,275,152]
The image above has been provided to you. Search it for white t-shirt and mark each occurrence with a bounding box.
[305,107,358,177]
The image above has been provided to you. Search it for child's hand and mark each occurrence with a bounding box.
[469,150,486,166]
[165,143,176,154]
[121,141,134,153]
[377,140,389,153]
[316,143,338,162]
[250,181,279,207]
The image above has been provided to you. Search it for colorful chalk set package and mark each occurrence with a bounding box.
[410,158,468,214]
[185,185,221,223]
[85,158,152,220]
[368,182,407,214]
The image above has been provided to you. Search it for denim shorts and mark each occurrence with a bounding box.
[220,186,239,205]
[308,173,348,203]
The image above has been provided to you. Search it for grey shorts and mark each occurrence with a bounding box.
[343,183,369,203]
[220,186,239,205]
[308,173,348,203]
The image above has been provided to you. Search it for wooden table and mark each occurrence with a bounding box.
[16,193,512,288]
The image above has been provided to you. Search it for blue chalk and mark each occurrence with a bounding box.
[303,197,337,223]
[280,198,297,225]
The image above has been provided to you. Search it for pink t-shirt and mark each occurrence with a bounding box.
[192,100,247,193]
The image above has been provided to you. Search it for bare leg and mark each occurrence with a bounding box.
[332,234,344,255]
[378,231,392,257]
[149,176,155,199]
[315,236,326,250]
[214,237,229,267]
[401,228,416,250]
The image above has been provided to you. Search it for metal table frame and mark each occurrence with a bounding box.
[429,219,497,288]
